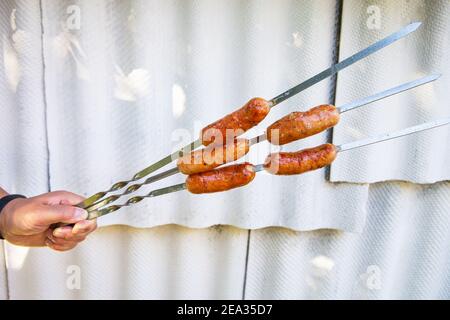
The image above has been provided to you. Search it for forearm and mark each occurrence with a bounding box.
[0,187,8,198]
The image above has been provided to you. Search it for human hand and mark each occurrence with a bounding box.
[0,191,97,251]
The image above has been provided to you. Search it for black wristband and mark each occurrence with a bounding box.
[0,194,27,239]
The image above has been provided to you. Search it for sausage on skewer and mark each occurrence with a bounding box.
[180,105,340,174]
[185,144,337,194]
[200,98,271,146]
[186,162,256,194]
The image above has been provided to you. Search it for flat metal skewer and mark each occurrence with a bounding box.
[77,22,422,209]
[270,22,422,106]
[87,116,450,219]
[84,73,439,212]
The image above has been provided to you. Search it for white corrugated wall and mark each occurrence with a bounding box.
[1,0,449,299]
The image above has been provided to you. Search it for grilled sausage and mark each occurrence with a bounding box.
[201,98,270,146]
[266,105,339,145]
[186,163,256,194]
[263,143,337,175]
[177,139,250,175]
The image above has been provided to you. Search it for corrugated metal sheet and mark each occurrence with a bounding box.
[5,225,249,299]
[39,0,369,231]
[1,0,449,300]
[0,0,48,196]
[246,181,450,299]
[331,0,450,183]
[0,242,8,299]
[4,181,450,299]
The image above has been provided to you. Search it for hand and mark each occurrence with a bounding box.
[0,191,97,251]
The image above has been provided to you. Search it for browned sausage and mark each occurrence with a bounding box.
[201,98,270,146]
[266,105,339,145]
[186,163,256,194]
[177,139,250,174]
[263,143,337,175]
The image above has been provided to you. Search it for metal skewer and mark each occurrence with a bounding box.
[87,116,450,219]
[84,73,439,212]
[77,22,422,209]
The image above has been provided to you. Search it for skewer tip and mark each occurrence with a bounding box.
[431,73,442,80]
[420,73,442,84]
[408,21,422,31]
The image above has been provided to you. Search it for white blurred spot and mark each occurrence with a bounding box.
[52,29,90,81]
[3,36,21,92]
[52,30,86,60]
[11,29,26,53]
[3,8,27,92]
[72,54,90,81]
[69,35,87,59]
[172,84,186,118]
[52,32,71,58]
[291,32,303,48]
[306,255,334,292]
[5,244,29,270]
[114,67,151,101]
[305,275,317,290]
[254,23,263,31]
[128,8,137,33]
[344,125,366,141]
[414,73,439,112]
[10,8,17,31]
[310,255,334,272]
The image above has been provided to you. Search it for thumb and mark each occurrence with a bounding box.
[33,204,88,226]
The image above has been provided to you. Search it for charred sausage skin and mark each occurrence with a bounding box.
[186,163,256,194]
[177,139,250,174]
[264,143,337,175]
[266,105,339,145]
[201,98,270,146]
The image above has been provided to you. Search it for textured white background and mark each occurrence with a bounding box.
[3,181,450,299]
[41,0,370,231]
[331,0,450,183]
[0,0,449,299]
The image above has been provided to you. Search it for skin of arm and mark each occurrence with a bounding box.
[0,187,97,251]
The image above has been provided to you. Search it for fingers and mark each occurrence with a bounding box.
[52,220,97,241]
[33,204,88,226]
[46,236,78,251]
[35,190,85,206]
[46,229,80,251]
[72,219,97,236]
[52,227,86,242]
[28,191,88,226]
